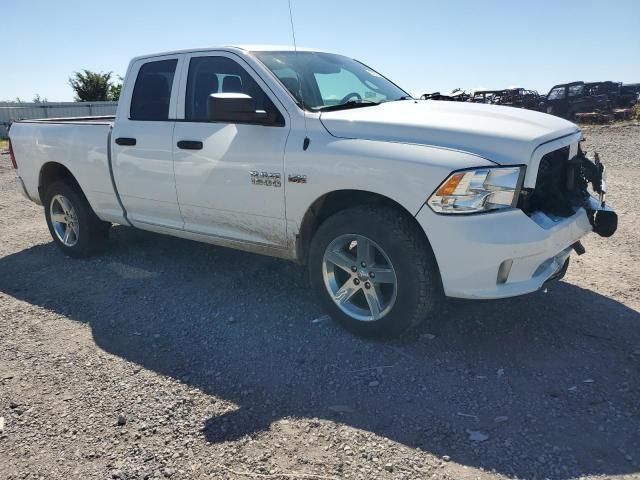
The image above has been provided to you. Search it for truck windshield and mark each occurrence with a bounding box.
[254,51,410,111]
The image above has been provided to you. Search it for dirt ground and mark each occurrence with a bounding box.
[0,124,638,480]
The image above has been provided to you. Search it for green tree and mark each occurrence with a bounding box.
[108,76,123,101]
[68,70,113,101]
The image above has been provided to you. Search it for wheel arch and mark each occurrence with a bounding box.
[296,189,434,265]
[38,162,84,205]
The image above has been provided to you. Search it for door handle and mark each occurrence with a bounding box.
[115,137,136,146]
[177,140,203,150]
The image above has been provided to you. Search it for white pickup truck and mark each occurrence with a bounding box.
[8,45,617,337]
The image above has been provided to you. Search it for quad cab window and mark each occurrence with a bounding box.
[130,59,178,121]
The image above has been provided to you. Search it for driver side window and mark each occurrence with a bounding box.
[185,56,284,125]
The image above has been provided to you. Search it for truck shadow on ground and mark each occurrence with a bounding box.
[0,225,638,479]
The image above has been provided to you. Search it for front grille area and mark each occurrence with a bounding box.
[518,146,579,217]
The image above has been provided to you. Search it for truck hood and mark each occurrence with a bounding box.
[319,100,579,165]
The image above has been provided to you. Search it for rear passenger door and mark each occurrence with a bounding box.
[172,52,290,247]
[112,55,184,229]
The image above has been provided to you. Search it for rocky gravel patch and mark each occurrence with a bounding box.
[0,124,639,479]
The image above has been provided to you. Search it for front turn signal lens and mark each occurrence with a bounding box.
[435,172,465,197]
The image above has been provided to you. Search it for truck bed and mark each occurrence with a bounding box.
[10,117,125,224]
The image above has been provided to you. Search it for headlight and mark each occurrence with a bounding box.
[427,166,524,214]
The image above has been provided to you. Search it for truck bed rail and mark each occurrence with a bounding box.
[15,116,115,125]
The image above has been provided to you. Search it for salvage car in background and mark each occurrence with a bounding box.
[545,81,632,119]
[470,90,499,104]
[494,88,545,111]
[470,89,544,111]
[619,83,640,106]
[546,82,599,119]
[420,88,470,102]
[424,81,637,121]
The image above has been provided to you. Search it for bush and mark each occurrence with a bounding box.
[69,70,113,102]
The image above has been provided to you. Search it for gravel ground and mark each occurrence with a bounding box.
[0,124,639,480]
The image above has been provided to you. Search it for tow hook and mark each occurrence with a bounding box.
[591,209,618,237]
[571,241,586,256]
[594,153,606,207]
[583,151,618,238]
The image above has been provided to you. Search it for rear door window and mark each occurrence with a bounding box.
[130,59,178,121]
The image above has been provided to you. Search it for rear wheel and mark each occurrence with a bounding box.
[44,181,110,258]
[309,206,443,338]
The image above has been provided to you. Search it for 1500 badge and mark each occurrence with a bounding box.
[250,171,281,187]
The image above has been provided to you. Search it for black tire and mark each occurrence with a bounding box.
[309,205,443,338]
[43,180,110,258]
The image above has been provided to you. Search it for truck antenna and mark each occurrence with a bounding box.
[288,0,309,150]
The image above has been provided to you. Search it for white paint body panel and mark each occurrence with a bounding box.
[173,121,289,246]
[171,50,291,246]
[417,203,593,299]
[112,53,184,229]
[319,99,580,188]
[8,120,125,224]
[9,46,596,299]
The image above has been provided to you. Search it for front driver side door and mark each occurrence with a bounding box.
[172,52,290,248]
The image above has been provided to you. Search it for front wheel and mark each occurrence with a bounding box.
[309,206,443,338]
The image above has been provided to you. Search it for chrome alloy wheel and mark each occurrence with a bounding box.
[50,194,79,247]
[322,234,398,322]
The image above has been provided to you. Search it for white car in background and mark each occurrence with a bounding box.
[8,46,617,337]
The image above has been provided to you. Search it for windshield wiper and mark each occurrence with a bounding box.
[316,100,381,112]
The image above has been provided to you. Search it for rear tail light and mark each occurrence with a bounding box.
[8,138,17,169]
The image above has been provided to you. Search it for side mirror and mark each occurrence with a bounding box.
[207,93,268,124]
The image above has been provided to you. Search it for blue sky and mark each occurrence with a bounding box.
[2,0,639,101]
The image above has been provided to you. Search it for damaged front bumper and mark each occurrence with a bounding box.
[416,140,618,300]
[416,193,617,300]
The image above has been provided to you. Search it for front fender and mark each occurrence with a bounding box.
[285,136,495,232]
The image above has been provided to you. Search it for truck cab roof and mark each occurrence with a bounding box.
[130,45,332,62]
